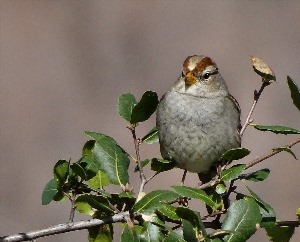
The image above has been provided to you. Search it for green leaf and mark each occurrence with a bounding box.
[221,148,250,161]
[272,147,297,159]
[41,179,59,205]
[53,160,69,187]
[75,196,94,216]
[265,224,295,242]
[157,204,181,221]
[253,124,300,134]
[163,228,185,242]
[297,208,300,221]
[142,127,159,144]
[85,131,130,186]
[215,183,227,194]
[53,190,65,202]
[287,76,300,112]
[118,93,137,122]
[70,163,87,180]
[220,164,246,181]
[172,186,219,210]
[133,190,179,215]
[239,168,270,182]
[76,194,114,215]
[88,225,113,242]
[151,158,176,173]
[120,224,140,242]
[80,154,102,180]
[140,221,161,241]
[182,219,198,242]
[88,170,110,188]
[222,198,262,242]
[245,186,276,227]
[109,193,135,212]
[176,207,202,234]
[130,91,159,124]
[82,140,96,156]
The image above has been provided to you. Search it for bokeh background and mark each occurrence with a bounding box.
[1,1,300,241]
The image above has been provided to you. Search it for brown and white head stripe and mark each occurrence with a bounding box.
[182,55,218,85]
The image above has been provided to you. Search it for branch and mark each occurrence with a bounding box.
[128,125,147,194]
[246,137,300,169]
[0,212,130,242]
[240,82,269,136]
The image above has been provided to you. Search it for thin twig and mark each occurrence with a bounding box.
[198,176,219,190]
[0,212,130,242]
[68,194,76,223]
[145,171,159,185]
[128,125,147,194]
[201,210,226,220]
[240,82,269,136]
[246,138,300,169]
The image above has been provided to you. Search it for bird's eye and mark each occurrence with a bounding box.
[203,73,210,79]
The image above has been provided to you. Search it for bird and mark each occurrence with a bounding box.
[156,55,241,183]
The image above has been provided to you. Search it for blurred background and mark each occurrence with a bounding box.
[1,1,300,241]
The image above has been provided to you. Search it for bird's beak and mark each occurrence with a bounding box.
[185,72,197,85]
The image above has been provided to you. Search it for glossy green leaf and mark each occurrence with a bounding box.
[172,186,218,210]
[246,186,276,227]
[215,183,227,194]
[287,76,300,112]
[272,147,297,159]
[85,131,130,186]
[265,224,295,242]
[53,160,69,187]
[109,193,135,212]
[80,154,102,180]
[130,91,159,124]
[157,204,180,221]
[88,225,113,242]
[53,190,65,202]
[297,208,300,221]
[120,224,140,242]
[163,228,185,242]
[220,164,246,181]
[118,93,137,122]
[133,190,179,215]
[70,163,86,180]
[151,158,176,173]
[221,148,250,161]
[239,168,270,182]
[176,207,202,232]
[222,198,262,242]
[41,179,58,205]
[142,127,159,144]
[82,140,96,156]
[140,221,161,241]
[182,219,198,242]
[76,194,114,215]
[253,124,300,134]
[88,170,110,188]
[75,195,94,215]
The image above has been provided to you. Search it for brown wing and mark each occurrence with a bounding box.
[226,94,242,143]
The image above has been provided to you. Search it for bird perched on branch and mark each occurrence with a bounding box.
[157,55,241,182]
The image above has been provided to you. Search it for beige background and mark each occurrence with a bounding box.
[1,1,300,241]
